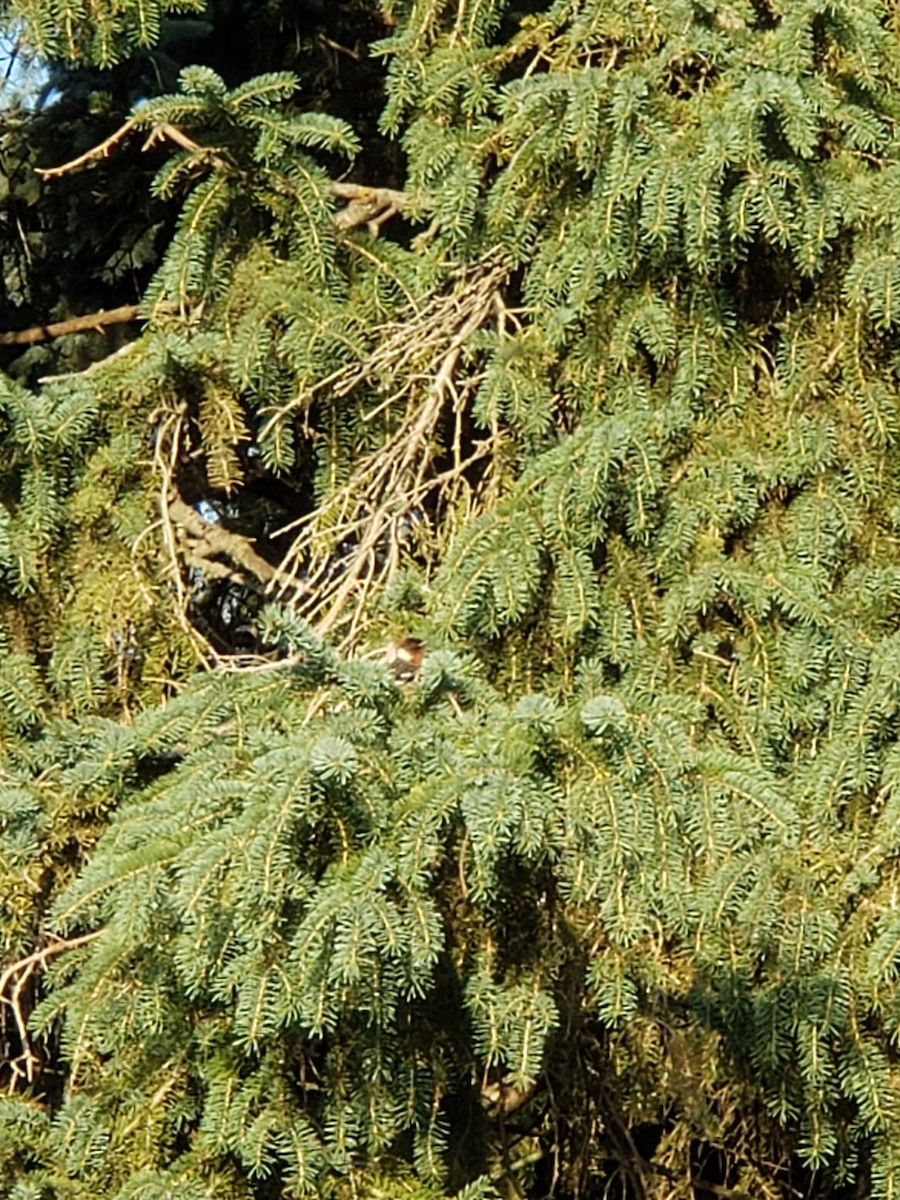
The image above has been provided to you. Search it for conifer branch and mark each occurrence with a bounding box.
[13,7,900,1195]
[36,118,409,235]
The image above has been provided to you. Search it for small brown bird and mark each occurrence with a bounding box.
[385,637,425,681]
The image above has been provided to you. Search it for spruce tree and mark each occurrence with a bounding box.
[6,2,900,1198]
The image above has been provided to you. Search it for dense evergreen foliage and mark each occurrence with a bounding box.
[6,1,900,1197]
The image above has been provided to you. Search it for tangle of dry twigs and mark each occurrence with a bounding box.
[263,250,514,640]
[1,932,101,1090]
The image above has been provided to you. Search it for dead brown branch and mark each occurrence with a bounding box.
[35,117,213,179]
[35,117,140,178]
[1,301,187,349]
[265,251,512,637]
[1,931,102,1089]
[168,495,277,587]
[0,304,141,346]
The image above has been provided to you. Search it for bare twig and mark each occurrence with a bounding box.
[35,117,213,179]
[318,34,362,61]
[35,117,140,178]
[35,117,410,238]
[0,303,141,346]
[1,931,102,1088]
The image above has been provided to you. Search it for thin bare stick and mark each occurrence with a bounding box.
[36,117,211,181]
[0,303,141,346]
[35,116,139,178]
[5,298,184,353]
[36,118,409,238]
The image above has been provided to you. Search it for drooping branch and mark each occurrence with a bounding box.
[266,251,513,638]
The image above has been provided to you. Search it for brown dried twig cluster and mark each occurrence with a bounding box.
[262,251,514,640]
[1,931,101,1090]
